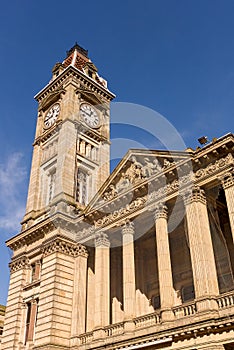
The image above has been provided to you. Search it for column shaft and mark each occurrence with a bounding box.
[94,233,110,328]
[71,247,88,336]
[122,222,136,319]
[184,187,219,309]
[154,204,174,321]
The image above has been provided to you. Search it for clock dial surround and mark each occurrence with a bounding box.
[80,103,100,128]
[44,103,60,128]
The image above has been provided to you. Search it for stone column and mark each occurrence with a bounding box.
[122,221,136,323]
[94,232,110,330]
[27,299,38,341]
[154,204,175,321]
[184,187,219,312]
[221,170,234,242]
[71,245,88,339]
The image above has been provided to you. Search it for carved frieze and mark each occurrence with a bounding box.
[195,153,233,179]
[9,255,30,273]
[41,237,88,258]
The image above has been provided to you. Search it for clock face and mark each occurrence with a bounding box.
[44,103,60,128]
[80,103,100,128]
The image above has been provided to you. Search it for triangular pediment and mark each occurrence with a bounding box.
[84,148,193,214]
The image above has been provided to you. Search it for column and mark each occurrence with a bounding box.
[71,245,88,340]
[184,187,219,312]
[154,204,175,321]
[122,222,136,319]
[221,171,234,242]
[27,299,38,342]
[94,232,110,330]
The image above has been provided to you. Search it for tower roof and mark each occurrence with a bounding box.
[62,42,90,70]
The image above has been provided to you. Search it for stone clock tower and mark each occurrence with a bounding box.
[1,44,115,350]
[23,43,115,228]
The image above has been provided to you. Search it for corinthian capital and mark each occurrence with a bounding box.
[95,232,110,248]
[220,170,234,189]
[154,203,168,221]
[183,186,206,206]
[121,220,135,236]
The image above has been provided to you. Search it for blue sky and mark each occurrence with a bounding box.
[0,0,234,304]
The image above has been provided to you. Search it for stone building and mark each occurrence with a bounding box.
[0,305,5,345]
[1,43,234,350]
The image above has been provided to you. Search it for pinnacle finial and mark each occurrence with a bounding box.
[66,42,88,58]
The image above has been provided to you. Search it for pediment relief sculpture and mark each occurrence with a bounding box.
[102,156,175,202]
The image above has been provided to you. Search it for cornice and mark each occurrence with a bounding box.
[34,65,115,103]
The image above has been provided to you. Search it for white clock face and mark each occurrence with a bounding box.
[44,104,60,128]
[80,103,100,128]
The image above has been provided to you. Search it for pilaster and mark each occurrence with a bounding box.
[183,187,219,312]
[154,203,175,322]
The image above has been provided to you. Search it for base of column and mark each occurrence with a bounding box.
[196,297,218,314]
[123,319,135,333]
[161,308,175,322]
[93,328,106,340]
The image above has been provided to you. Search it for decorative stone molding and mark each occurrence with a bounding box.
[195,153,233,180]
[9,255,30,273]
[183,186,206,206]
[41,237,88,258]
[154,203,168,221]
[220,170,234,189]
[95,232,110,247]
[76,226,95,241]
[95,196,147,228]
[122,220,135,236]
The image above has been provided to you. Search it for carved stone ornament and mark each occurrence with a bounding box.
[95,232,110,247]
[183,186,206,206]
[76,226,95,241]
[9,255,30,273]
[154,203,168,221]
[103,156,163,201]
[41,238,88,258]
[95,196,147,228]
[220,170,234,189]
[195,153,233,179]
[122,220,135,236]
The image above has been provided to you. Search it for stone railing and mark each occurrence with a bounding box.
[79,331,94,344]
[173,301,197,318]
[105,322,124,337]
[217,291,234,309]
[134,311,161,328]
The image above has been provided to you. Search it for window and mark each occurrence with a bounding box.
[47,171,56,204]
[151,295,160,310]
[181,285,195,302]
[76,169,88,205]
[31,264,36,283]
[24,302,31,344]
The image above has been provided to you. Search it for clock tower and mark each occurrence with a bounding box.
[23,43,115,227]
